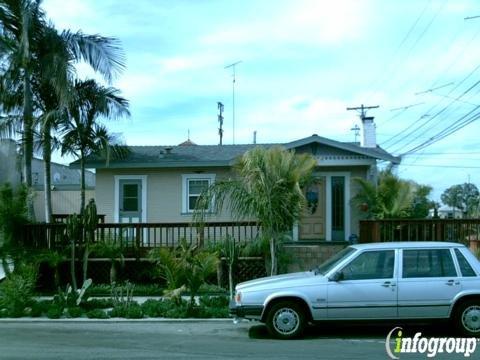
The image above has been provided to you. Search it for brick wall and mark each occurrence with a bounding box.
[284,243,348,272]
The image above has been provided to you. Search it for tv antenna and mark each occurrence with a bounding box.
[225,60,242,144]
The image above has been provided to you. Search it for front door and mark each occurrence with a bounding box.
[299,178,326,240]
[119,179,142,223]
[327,250,398,319]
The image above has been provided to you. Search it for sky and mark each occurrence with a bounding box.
[42,0,480,201]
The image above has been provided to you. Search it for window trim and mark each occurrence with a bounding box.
[339,249,396,281]
[181,173,216,214]
[454,248,478,277]
[400,248,458,279]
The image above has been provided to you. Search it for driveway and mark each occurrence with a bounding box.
[0,320,473,359]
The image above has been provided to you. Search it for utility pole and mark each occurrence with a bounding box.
[217,102,224,145]
[350,124,360,142]
[225,61,242,144]
[346,104,379,119]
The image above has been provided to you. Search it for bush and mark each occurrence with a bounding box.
[141,299,181,318]
[125,303,143,319]
[86,309,109,319]
[199,295,229,308]
[46,305,63,319]
[0,264,37,317]
[67,307,83,318]
[31,300,52,317]
[81,298,114,311]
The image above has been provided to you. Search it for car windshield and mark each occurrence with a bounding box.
[315,246,356,275]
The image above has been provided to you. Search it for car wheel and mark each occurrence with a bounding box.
[454,300,480,336]
[266,301,306,339]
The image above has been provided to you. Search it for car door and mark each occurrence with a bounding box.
[397,248,460,319]
[327,249,398,319]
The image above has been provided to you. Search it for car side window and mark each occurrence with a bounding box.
[454,249,477,277]
[402,249,457,278]
[341,250,395,280]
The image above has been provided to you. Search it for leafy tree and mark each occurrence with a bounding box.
[0,0,126,221]
[60,79,129,212]
[408,184,434,218]
[441,183,480,217]
[194,146,316,275]
[353,169,420,219]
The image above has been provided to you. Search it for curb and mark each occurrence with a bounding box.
[0,317,238,323]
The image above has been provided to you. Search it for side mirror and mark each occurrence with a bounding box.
[329,271,344,282]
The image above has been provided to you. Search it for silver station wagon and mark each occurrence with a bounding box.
[229,242,480,339]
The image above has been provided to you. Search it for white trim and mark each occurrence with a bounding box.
[292,222,299,241]
[313,172,351,242]
[114,175,147,223]
[181,173,216,213]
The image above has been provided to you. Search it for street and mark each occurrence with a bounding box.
[0,320,473,359]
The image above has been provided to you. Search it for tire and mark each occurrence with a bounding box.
[453,300,480,336]
[265,301,306,339]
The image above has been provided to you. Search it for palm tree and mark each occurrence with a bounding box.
[352,168,415,219]
[0,1,126,221]
[60,79,130,212]
[194,146,316,275]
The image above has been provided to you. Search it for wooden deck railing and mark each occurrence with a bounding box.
[19,221,262,252]
[359,219,480,244]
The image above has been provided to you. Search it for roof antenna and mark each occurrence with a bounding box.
[225,61,242,144]
[217,102,224,145]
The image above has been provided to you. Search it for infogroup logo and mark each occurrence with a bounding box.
[385,327,478,359]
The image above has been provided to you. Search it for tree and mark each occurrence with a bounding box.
[194,146,316,276]
[0,0,126,221]
[441,183,480,217]
[34,24,126,222]
[60,79,129,212]
[352,169,420,219]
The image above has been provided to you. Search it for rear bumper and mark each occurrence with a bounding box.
[229,300,264,319]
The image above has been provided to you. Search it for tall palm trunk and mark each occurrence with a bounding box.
[23,68,35,221]
[42,122,53,223]
[80,153,85,213]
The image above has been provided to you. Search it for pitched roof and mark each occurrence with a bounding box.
[72,135,400,169]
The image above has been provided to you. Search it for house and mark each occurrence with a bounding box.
[428,205,463,219]
[0,139,95,222]
[73,117,400,243]
[0,139,21,187]
[32,158,95,221]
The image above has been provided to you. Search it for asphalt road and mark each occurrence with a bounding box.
[0,320,475,359]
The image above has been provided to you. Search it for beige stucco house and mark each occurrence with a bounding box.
[76,120,400,243]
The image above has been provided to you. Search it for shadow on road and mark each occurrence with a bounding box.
[248,321,455,340]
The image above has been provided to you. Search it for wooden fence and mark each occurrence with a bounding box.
[19,221,262,254]
[359,219,480,244]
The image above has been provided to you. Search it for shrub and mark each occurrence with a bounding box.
[199,295,229,308]
[0,264,37,317]
[141,298,181,318]
[125,303,143,319]
[46,305,63,319]
[86,309,109,319]
[30,300,51,317]
[67,307,83,318]
[81,298,114,311]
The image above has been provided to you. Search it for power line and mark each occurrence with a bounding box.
[400,163,480,169]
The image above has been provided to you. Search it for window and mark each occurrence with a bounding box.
[455,249,477,277]
[402,249,457,278]
[182,174,215,213]
[122,183,139,212]
[341,250,395,280]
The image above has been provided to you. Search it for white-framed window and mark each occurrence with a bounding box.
[181,174,216,213]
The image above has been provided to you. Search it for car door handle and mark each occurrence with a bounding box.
[446,279,460,286]
[382,281,396,287]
